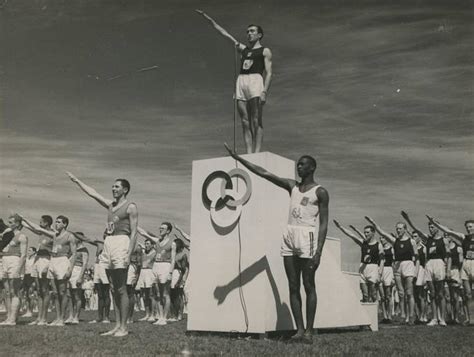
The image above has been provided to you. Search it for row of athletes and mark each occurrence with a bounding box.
[334,211,474,327]
[0,211,190,334]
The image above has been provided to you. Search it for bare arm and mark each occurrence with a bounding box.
[169,241,177,279]
[66,172,112,209]
[78,250,89,284]
[260,48,273,104]
[173,224,190,248]
[334,220,363,247]
[195,10,245,50]
[378,243,385,277]
[20,216,55,238]
[67,235,77,278]
[401,211,428,242]
[314,187,329,258]
[349,225,365,241]
[137,226,159,243]
[127,204,139,264]
[16,233,28,276]
[225,143,295,193]
[426,215,465,242]
[364,216,396,245]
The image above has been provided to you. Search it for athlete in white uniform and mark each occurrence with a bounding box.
[21,247,37,318]
[67,233,89,324]
[0,214,28,326]
[136,239,157,322]
[67,172,138,337]
[196,10,273,154]
[427,216,474,326]
[21,215,54,325]
[225,145,329,344]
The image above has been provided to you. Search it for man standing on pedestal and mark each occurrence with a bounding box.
[197,10,273,154]
[225,144,329,343]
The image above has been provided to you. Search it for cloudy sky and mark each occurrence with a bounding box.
[1,0,472,268]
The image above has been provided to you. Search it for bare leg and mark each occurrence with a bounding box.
[404,277,415,323]
[394,275,405,319]
[283,256,304,337]
[247,97,263,153]
[360,283,369,302]
[237,100,252,154]
[302,258,317,338]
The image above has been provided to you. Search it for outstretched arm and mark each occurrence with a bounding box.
[20,216,55,238]
[173,224,190,248]
[195,10,245,50]
[334,220,363,247]
[349,225,365,241]
[225,143,295,194]
[66,172,112,209]
[364,216,396,245]
[401,211,428,242]
[426,215,465,242]
[137,226,159,244]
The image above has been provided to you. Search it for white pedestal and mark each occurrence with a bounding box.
[187,152,377,333]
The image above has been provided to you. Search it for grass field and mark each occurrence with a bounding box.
[0,311,472,356]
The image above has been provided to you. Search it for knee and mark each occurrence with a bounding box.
[241,117,250,129]
[288,281,300,295]
[398,290,405,299]
[303,280,315,294]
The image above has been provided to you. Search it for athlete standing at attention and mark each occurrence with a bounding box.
[66,172,138,337]
[196,10,273,154]
[225,144,329,343]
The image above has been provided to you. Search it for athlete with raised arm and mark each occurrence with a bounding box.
[334,221,383,303]
[225,143,329,343]
[66,172,138,337]
[196,10,273,154]
[426,216,474,325]
[365,217,418,325]
[400,212,450,327]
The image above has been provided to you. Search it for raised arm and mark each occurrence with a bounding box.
[426,215,465,242]
[195,10,245,50]
[364,216,396,245]
[20,216,55,238]
[333,220,363,247]
[260,48,273,104]
[225,143,295,193]
[137,226,159,244]
[66,172,112,209]
[173,224,190,248]
[349,225,365,241]
[401,211,428,242]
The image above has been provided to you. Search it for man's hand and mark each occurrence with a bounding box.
[260,91,267,104]
[65,268,72,280]
[77,276,83,285]
[224,143,237,159]
[333,220,341,229]
[167,271,173,281]
[66,171,78,183]
[365,216,375,225]
[426,215,435,223]
[309,252,322,271]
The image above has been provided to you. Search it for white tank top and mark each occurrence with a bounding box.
[287,184,321,227]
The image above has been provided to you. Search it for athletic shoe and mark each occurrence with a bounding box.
[71,318,80,325]
[3,321,16,326]
[427,319,439,326]
[22,312,33,318]
[146,316,156,322]
[102,319,111,324]
[138,316,149,322]
[153,318,167,326]
[28,320,39,326]
[89,320,99,324]
[37,321,47,326]
[167,318,178,322]
[439,320,447,327]
[64,317,74,324]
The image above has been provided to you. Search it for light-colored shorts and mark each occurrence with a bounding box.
[381,266,394,287]
[137,268,155,289]
[0,258,4,279]
[359,263,379,284]
[69,265,83,288]
[25,258,35,276]
[153,262,172,284]
[171,269,182,289]
[425,259,446,282]
[100,235,130,270]
[449,269,461,286]
[127,264,138,286]
[3,256,21,279]
[415,266,427,286]
[281,225,317,259]
[393,260,415,278]
[461,259,474,281]
[47,256,71,280]
[93,263,109,284]
[32,256,50,279]
[235,73,264,101]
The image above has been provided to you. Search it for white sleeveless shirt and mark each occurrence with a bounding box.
[287,184,321,227]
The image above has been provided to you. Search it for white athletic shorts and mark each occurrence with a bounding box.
[47,256,70,280]
[235,74,264,101]
[171,269,182,289]
[25,258,35,276]
[0,258,4,279]
[69,265,83,288]
[449,269,461,286]
[381,266,394,287]
[393,260,415,278]
[93,263,109,284]
[100,235,130,270]
[461,259,474,281]
[153,262,171,284]
[425,259,446,282]
[33,256,51,278]
[137,268,155,289]
[359,263,379,284]
[415,266,427,286]
[126,264,138,286]
[2,256,21,279]
[281,225,317,259]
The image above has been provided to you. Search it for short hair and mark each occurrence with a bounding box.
[145,238,154,245]
[30,247,37,252]
[396,222,407,229]
[299,155,317,170]
[161,222,172,233]
[41,215,53,227]
[56,215,69,228]
[364,225,375,232]
[464,220,474,227]
[248,24,264,38]
[9,213,23,227]
[175,238,185,253]
[115,179,131,196]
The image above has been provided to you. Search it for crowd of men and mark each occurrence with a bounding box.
[335,211,474,326]
[0,172,190,337]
